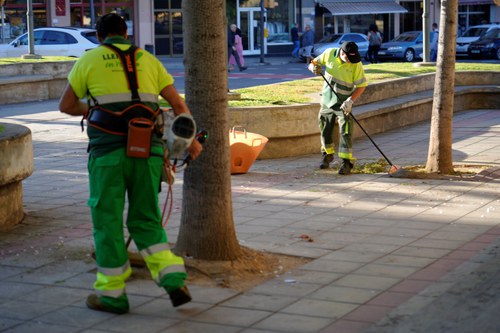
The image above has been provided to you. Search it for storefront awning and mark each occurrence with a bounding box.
[319,0,408,16]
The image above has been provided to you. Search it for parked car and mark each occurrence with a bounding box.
[468,27,500,60]
[378,31,423,62]
[456,24,500,57]
[0,27,98,58]
[304,33,368,60]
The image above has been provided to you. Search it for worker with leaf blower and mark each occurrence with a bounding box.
[308,41,367,175]
[59,13,202,314]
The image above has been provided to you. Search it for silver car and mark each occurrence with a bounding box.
[0,27,98,58]
[307,33,369,60]
[378,31,423,62]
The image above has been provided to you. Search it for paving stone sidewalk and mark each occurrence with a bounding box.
[0,100,499,333]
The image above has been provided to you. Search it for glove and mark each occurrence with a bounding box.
[340,97,354,115]
[308,62,322,76]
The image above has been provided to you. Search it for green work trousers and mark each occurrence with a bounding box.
[87,147,186,308]
[318,104,353,160]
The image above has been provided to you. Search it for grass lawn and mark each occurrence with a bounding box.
[229,62,500,107]
[0,56,76,65]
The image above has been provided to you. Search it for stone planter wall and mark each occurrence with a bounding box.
[0,123,34,229]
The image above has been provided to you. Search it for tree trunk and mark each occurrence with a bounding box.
[176,0,241,260]
[425,0,458,174]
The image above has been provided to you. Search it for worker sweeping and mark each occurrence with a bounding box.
[59,13,202,314]
[308,41,367,175]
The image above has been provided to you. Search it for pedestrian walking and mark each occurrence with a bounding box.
[366,23,382,63]
[308,41,367,174]
[299,24,314,59]
[229,25,245,71]
[291,22,300,58]
[228,23,247,72]
[430,22,439,62]
[58,13,202,314]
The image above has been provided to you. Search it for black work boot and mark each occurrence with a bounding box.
[319,153,334,169]
[168,285,192,307]
[338,159,353,175]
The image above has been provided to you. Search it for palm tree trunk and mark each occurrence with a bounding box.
[425,0,458,174]
[175,0,241,260]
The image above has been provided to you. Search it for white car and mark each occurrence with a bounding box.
[0,27,98,58]
[456,24,500,56]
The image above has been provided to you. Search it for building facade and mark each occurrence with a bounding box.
[0,0,499,56]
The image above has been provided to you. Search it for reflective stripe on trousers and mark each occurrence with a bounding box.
[94,261,132,298]
[140,242,187,284]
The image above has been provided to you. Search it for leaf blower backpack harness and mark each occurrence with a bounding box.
[81,43,197,161]
[81,43,201,228]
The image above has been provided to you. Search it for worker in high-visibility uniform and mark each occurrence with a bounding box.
[59,13,202,314]
[309,41,367,175]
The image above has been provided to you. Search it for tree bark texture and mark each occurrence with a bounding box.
[426,0,458,174]
[176,0,241,260]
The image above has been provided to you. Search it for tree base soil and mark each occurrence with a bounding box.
[129,246,310,292]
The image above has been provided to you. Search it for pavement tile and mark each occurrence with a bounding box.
[300,259,364,274]
[183,285,239,304]
[0,299,63,321]
[388,279,433,294]
[333,274,400,290]
[395,220,445,230]
[352,263,419,279]
[366,290,415,307]
[222,293,297,311]
[90,313,179,333]
[279,269,342,284]
[374,254,435,268]
[269,243,335,258]
[248,280,322,298]
[342,304,394,323]
[21,285,89,306]
[34,305,115,329]
[0,281,45,299]
[0,318,23,331]
[280,298,358,318]
[253,313,334,333]
[321,250,384,263]
[390,246,451,259]
[408,238,469,250]
[308,285,381,304]
[189,305,272,327]
[0,321,82,333]
[314,231,371,244]
[159,321,241,333]
[132,298,212,319]
[319,319,371,333]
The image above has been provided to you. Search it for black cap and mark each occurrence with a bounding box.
[340,41,361,63]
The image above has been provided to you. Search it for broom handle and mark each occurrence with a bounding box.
[316,70,395,167]
[349,113,394,167]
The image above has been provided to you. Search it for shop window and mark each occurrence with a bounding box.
[266,4,290,44]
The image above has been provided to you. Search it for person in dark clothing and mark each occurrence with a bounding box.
[228,24,247,72]
[300,24,314,59]
[291,22,300,58]
[366,24,382,64]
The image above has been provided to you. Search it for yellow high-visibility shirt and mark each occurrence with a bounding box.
[314,48,367,109]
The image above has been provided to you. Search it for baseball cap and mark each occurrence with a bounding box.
[340,41,361,63]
